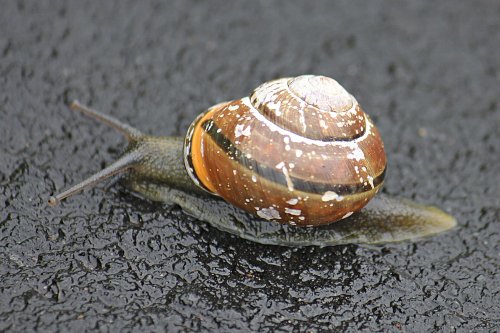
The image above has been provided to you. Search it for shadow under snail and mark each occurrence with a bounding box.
[48,75,456,246]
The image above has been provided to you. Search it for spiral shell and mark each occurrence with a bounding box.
[184,75,386,226]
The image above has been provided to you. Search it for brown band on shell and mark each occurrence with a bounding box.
[249,76,366,141]
[200,118,386,196]
[201,98,386,188]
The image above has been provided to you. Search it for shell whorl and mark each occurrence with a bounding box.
[184,75,386,226]
[249,75,366,141]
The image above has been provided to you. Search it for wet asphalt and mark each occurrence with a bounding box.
[0,1,499,332]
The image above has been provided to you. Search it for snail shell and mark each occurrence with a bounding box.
[184,75,386,226]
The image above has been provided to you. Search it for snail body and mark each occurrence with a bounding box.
[48,75,455,246]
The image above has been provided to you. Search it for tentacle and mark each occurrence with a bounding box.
[70,100,144,140]
[48,150,141,206]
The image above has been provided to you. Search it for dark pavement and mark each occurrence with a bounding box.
[0,1,499,332]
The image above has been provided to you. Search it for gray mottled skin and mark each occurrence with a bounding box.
[130,180,456,247]
[125,136,204,196]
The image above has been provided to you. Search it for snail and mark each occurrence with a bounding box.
[48,75,456,246]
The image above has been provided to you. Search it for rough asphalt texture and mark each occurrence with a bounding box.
[1,1,499,332]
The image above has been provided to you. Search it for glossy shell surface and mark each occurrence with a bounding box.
[184,75,386,226]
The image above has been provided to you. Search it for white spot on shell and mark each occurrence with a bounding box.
[234,124,251,138]
[266,101,282,116]
[275,161,285,169]
[321,191,344,202]
[285,208,301,216]
[347,147,365,161]
[342,211,354,219]
[298,108,307,132]
[286,198,299,205]
[367,175,374,189]
[228,104,239,111]
[200,135,205,157]
[252,175,257,182]
[256,207,281,220]
[295,150,303,158]
[282,167,294,191]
